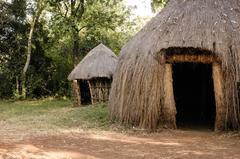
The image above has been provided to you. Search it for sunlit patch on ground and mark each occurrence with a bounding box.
[0,144,99,159]
[88,133,182,146]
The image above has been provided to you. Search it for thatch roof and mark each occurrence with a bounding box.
[109,0,240,130]
[68,44,118,80]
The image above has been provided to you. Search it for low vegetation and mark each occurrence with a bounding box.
[0,99,123,139]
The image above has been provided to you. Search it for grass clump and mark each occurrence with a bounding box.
[57,104,112,129]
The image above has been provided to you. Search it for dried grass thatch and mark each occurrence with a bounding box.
[68,43,118,80]
[109,0,240,131]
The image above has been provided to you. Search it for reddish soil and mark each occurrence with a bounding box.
[0,130,240,159]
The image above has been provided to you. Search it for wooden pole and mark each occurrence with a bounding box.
[88,80,94,105]
[162,64,177,129]
[72,80,81,106]
[212,63,225,131]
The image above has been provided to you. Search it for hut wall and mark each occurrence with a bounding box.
[109,54,164,130]
[238,82,240,105]
[221,53,240,130]
[89,78,111,104]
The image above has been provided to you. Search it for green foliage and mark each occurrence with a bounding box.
[0,0,28,99]
[151,0,169,12]
[48,0,133,61]
[41,0,138,98]
[0,0,143,99]
[0,74,13,98]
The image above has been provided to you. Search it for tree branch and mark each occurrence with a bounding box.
[57,3,65,17]
[63,2,69,17]
[76,0,85,20]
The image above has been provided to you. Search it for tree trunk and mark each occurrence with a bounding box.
[15,76,20,97]
[21,4,43,99]
[15,34,21,98]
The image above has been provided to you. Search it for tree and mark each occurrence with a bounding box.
[49,0,131,65]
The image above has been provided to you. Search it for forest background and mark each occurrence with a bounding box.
[0,0,167,99]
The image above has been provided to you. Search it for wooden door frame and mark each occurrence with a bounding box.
[163,54,224,131]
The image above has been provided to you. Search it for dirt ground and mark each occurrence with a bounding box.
[0,130,240,159]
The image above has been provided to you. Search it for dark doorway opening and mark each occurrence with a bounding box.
[172,63,216,130]
[79,80,92,105]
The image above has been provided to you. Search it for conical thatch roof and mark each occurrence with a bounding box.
[68,44,118,80]
[109,0,240,130]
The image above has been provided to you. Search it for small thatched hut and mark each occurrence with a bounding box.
[109,0,240,131]
[68,43,118,106]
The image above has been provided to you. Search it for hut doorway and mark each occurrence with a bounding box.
[79,80,92,105]
[172,62,216,130]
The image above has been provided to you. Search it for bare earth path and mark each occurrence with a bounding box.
[0,130,240,159]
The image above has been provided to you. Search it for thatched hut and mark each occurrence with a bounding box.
[109,0,240,131]
[68,43,118,106]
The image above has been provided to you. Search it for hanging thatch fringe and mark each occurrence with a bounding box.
[166,54,221,64]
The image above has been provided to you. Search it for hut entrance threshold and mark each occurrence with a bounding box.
[172,62,216,130]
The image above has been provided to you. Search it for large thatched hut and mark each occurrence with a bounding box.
[109,0,240,131]
[68,43,118,106]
